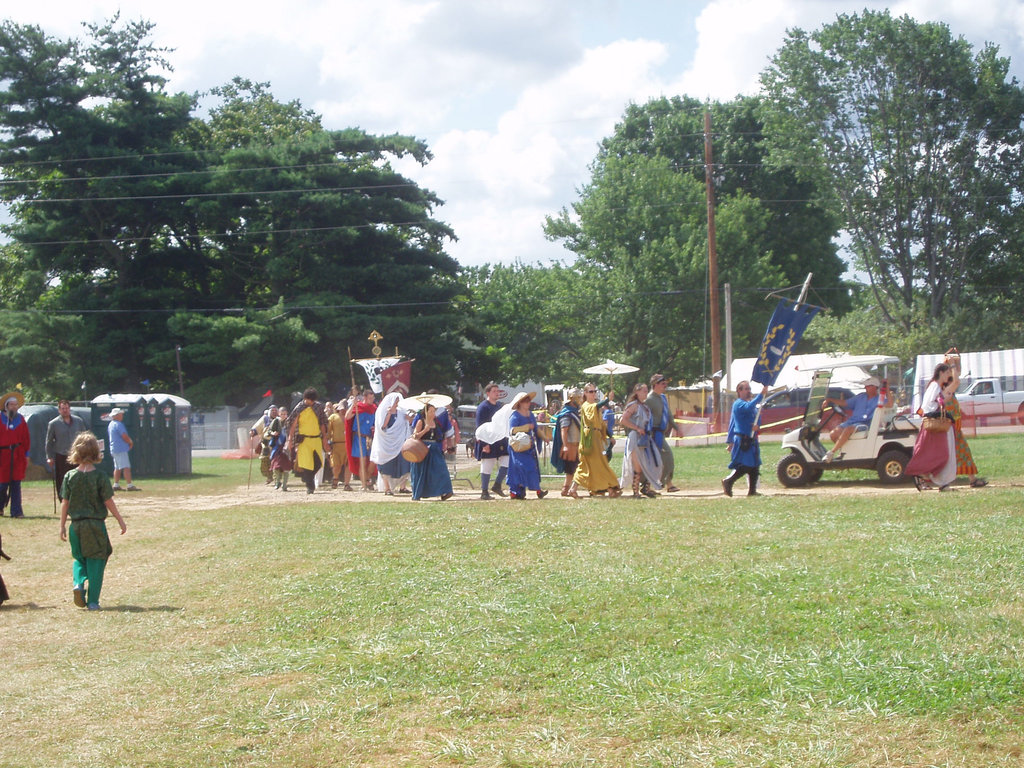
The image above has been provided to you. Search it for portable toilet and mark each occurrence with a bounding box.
[20,404,58,480]
[158,395,192,474]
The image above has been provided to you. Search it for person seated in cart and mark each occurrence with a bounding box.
[822,377,881,462]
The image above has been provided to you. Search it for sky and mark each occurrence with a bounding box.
[6,0,1024,267]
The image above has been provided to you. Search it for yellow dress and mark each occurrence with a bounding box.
[573,401,620,492]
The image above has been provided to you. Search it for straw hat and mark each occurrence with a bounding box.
[1,391,24,409]
[510,391,536,409]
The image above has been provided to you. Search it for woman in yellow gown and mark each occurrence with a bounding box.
[571,383,622,497]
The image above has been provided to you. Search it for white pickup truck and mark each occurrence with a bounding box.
[956,378,1024,423]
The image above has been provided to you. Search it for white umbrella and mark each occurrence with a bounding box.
[398,392,452,412]
[582,359,639,395]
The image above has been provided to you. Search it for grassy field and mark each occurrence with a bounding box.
[2,435,1024,767]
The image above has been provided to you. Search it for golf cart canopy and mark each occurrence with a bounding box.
[794,354,900,374]
[793,355,900,390]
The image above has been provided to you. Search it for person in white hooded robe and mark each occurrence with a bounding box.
[369,392,412,495]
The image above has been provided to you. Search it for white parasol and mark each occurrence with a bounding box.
[582,359,640,395]
[398,392,453,412]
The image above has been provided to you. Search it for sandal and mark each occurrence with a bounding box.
[970,478,988,488]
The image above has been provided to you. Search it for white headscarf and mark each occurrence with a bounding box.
[370,392,411,465]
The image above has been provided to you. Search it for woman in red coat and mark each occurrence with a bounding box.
[0,390,30,518]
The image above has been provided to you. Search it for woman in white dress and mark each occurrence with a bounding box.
[618,383,663,498]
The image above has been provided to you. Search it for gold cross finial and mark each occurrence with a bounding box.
[368,330,383,357]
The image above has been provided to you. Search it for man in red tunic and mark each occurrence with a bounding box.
[0,391,30,518]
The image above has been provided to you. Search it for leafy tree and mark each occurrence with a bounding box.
[0,20,468,406]
[543,97,832,383]
[603,96,847,311]
[761,10,1024,335]
[464,262,591,385]
[0,16,202,394]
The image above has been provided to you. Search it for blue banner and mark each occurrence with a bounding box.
[751,299,821,387]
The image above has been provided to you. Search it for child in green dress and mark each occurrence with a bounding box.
[59,432,127,611]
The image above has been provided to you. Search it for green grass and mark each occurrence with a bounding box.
[3,435,1024,766]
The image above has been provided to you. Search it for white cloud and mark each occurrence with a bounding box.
[6,0,1024,270]
[411,39,672,264]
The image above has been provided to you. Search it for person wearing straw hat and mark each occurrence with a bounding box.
[0,390,30,517]
[107,408,140,492]
[505,391,549,500]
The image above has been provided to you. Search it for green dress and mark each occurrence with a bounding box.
[62,468,115,558]
[62,468,116,607]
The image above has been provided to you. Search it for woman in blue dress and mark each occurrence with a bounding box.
[410,403,453,501]
[505,392,549,500]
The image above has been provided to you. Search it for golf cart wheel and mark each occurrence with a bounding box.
[777,452,812,487]
[876,449,909,484]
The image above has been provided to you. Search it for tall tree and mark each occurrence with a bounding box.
[543,96,838,383]
[761,10,1024,334]
[0,20,468,405]
[602,96,847,311]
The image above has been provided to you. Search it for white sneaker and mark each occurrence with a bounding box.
[823,451,834,463]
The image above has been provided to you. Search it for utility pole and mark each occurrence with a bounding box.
[724,282,733,395]
[175,345,185,398]
[704,110,722,429]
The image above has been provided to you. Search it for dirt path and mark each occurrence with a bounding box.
[93,477,1007,517]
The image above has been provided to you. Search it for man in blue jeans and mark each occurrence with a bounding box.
[822,377,881,462]
[107,409,140,491]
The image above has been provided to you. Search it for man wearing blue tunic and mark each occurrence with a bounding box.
[475,383,508,499]
[723,381,764,497]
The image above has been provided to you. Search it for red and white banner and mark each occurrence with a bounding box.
[381,360,412,395]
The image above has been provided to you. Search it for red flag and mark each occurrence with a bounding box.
[263,388,273,398]
[380,360,412,395]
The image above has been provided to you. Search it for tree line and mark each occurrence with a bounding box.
[1,11,1021,407]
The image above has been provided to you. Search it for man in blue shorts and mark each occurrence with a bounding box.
[107,408,140,491]
[822,377,881,462]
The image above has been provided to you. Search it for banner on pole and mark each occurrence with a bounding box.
[354,357,401,394]
[751,299,821,387]
[381,360,412,396]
